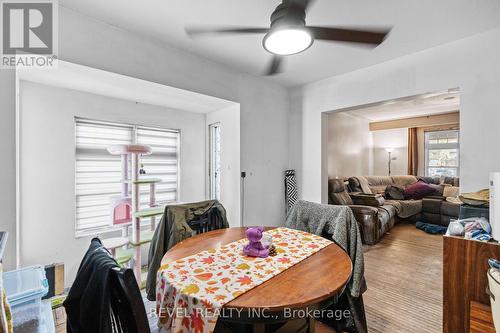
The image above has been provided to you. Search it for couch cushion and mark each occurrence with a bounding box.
[328,178,346,193]
[441,201,460,217]
[379,204,397,219]
[377,208,391,233]
[350,193,385,207]
[348,177,362,192]
[370,186,388,195]
[330,191,353,206]
[418,176,441,185]
[392,175,418,187]
[422,212,442,225]
[441,176,460,187]
[422,198,443,214]
[364,176,394,186]
[328,179,353,205]
[384,199,423,219]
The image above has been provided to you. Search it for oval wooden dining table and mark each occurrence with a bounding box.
[161,227,353,333]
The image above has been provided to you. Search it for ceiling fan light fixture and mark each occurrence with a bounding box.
[263,27,313,56]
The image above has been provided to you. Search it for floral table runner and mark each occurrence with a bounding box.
[156,227,332,333]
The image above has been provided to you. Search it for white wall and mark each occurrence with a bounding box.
[57,6,289,227]
[0,70,16,269]
[327,114,408,178]
[0,6,290,270]
[327,113,373,178]
[206,105,241,227]
[292,26,500,203]
[372,128,408,176]
[19,81,207,284]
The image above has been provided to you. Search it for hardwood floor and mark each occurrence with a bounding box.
[362,222,443,333]
[316,223,443,333]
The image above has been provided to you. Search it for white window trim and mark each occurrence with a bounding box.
[74,117,181,238]
[424,129,460,177]
[209,122,221,201]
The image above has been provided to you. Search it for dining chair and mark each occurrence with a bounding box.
[188,206,226,234]
[109,267,151,333]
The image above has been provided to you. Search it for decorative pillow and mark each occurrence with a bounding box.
[443,186,460,198]
[428,183,445,196]
[404,180,438,200]
[385,185,405,200]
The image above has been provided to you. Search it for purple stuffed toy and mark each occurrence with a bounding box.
[243,227,269,258]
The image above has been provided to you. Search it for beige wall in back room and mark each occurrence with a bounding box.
[372,128,408,176]
[327,112,373,178]
[327,113,409,178]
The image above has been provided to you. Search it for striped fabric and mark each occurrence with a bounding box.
[285,170,298,214]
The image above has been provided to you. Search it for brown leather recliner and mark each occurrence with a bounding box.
[328,179,395,245]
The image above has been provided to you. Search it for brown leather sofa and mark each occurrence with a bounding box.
[421,198,460,226]
[328,179,396,245]
[328,175,461,245]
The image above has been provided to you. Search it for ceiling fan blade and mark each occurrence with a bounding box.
[264,56,284,76]
[308,26,390,46]
[186,26,269,37]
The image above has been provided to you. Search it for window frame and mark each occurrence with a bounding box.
[74,117,181,238]
[424,129,460,178]
[208,122,221,201]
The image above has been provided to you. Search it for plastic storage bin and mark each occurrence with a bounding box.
[3,265,50,332]
[459,204,490,220]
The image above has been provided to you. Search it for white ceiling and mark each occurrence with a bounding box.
[18,61,236,113]
[344,90,460,122]
[60,0,500,87]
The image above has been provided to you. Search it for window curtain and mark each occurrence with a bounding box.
[407,127,418,176]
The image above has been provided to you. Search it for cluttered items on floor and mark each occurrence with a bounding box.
[447,217,492,241]
[3,265,54,333]
[416,221,448,234]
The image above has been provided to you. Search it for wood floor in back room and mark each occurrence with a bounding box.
[317,222,442,333]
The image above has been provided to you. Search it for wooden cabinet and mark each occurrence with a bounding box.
[443,235,499,333]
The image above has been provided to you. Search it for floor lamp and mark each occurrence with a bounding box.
[385,148,397,176]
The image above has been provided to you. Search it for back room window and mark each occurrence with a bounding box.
[75,118,180,237]
[424,129,459,177]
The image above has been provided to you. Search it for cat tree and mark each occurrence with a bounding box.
[107,144,164,284]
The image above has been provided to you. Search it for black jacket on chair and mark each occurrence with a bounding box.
[63,238,119,333]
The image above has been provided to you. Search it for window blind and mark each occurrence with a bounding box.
[75,119,180,237]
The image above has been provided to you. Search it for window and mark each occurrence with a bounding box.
[425,130,459,177]
[209,123,221,200]
[75,118,180,237]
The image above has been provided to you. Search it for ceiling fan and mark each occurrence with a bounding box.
[186,0,391,75]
